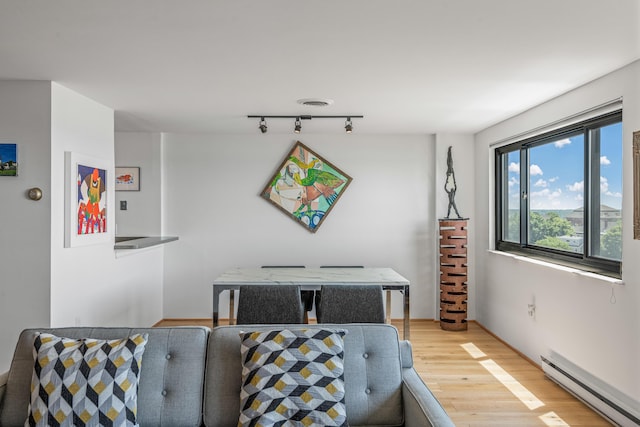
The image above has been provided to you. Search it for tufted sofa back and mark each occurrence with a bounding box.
[204,323,404,427]
[0,327,209,427]
[1,324,407,427]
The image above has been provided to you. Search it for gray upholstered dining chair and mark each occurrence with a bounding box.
[316,284,385,324]
[315,266,364,320]
[236,284,305,324]
[261,266,314,323]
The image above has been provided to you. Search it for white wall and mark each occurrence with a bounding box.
[0,81,52,371]
[49,84,164,329]
[161,133,439,320]
[474,61,640,400]
[115,132,162,236]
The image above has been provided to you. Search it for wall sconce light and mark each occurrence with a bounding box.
[259,117,268,134]
[248,114,363,134]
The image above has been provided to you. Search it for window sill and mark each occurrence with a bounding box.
[487,250,624,286]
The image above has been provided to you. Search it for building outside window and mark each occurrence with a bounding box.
[495,111,622,277]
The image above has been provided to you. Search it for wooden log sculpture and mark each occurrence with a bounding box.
[439,219,468,331]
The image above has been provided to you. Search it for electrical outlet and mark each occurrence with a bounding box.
[120,200,127,210]
[528,304,536,319]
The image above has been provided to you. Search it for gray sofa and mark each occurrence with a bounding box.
[0,324,454,427]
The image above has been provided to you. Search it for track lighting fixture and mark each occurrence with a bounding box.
[248,115,363,134]
[345,117,353,134]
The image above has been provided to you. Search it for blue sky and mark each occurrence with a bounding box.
[0,143,17,163]
[508,122,622,210]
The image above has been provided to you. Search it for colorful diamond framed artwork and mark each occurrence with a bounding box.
[64,151,112,248]
[261,141,352,232]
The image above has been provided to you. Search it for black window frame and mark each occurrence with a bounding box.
[495,110,622,278]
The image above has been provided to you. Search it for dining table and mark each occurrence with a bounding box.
[212,267,411,339]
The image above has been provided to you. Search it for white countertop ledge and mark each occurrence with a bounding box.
[114,236,179,250]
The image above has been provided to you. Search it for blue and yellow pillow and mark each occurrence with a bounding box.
[238,328,348,426]
[26,332,148,427]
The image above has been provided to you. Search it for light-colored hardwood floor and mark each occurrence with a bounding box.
[156,318,611,427]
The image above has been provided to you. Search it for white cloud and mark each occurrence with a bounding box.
[529,185,583,209]
[508,176,518,187]
[530,187,575,209]
[534,179,547,188]
[508,162,520,173]
[530,189,548,198]
[554,138,571,148]
[567,181,584,192]
[548,176,559,183]
[600,156,611,165]
[600,177,622,197]
[531,188,562,199]
[530,164,543,176]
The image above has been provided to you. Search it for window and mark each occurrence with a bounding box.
[495,111,622,277]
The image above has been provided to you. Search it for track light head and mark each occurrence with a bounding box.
[249,115,362,134]
[345,117,353,134]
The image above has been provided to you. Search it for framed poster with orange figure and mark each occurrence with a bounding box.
[261,141,352,233]
[64,151,112,247]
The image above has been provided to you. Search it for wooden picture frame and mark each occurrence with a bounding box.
[115,166,140,191]
[260,141,352,233]
[633,131,640,239]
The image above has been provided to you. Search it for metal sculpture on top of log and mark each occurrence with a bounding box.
[440,146,468,331]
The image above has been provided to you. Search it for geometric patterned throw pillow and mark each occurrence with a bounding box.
[238,328,348,427]
[25,332,148,427]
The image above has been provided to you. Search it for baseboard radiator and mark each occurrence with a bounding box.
[541,352,640,426]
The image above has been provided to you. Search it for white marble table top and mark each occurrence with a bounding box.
[213,267,409,286]
[212,267,411,338]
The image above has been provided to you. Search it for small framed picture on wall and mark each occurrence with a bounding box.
[115,166,140,191]
[0,143,18,176]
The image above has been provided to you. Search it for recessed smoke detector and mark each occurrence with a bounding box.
[297,98,334,107]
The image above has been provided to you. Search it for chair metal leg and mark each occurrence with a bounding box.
[386,290,392,324]
[229,290,235,325]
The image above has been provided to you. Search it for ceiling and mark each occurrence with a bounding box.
[1,1,638,135]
